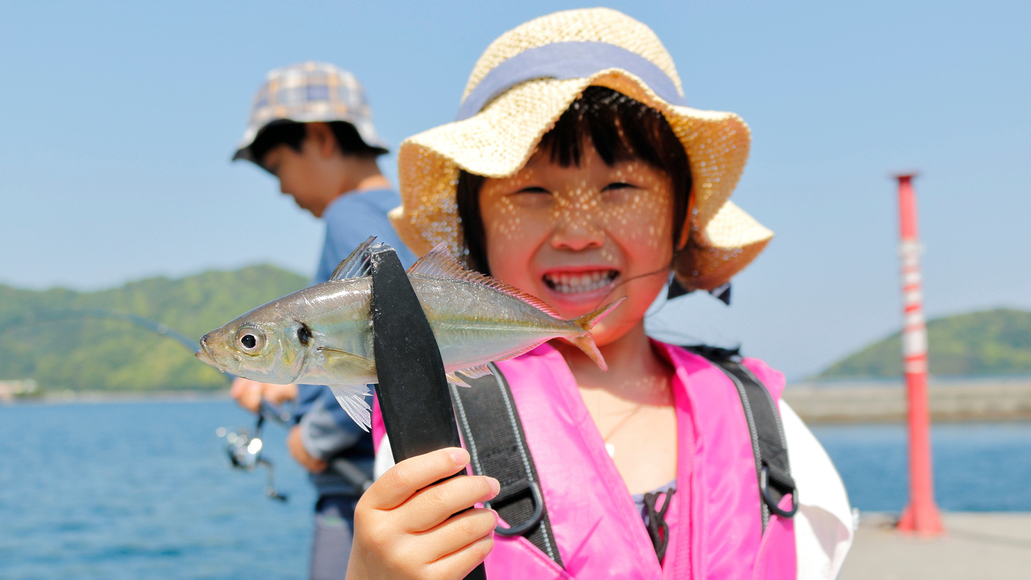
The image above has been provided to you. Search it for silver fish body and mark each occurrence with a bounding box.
[414,274,596,372]
[196,239,621,429]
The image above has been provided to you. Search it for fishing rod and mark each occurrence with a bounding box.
[0,308,201,352]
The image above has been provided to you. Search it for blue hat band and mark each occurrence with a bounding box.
[455,41,686,122]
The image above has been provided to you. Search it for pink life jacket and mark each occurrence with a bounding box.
[372,341,797,579]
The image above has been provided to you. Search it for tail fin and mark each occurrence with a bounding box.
[569,296,627,372]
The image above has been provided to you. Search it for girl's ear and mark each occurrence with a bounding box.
[306,122,337,159]
[676,187,695,251]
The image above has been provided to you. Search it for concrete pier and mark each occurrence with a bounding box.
[839,512,1031,579]
[783,378,1031,423]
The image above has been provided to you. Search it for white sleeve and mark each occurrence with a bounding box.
[780,401,856,580]
[373,434,396,480]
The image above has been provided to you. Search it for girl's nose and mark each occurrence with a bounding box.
[551,206,605,251]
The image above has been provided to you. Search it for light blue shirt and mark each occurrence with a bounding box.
[313,188,417,284]
[295,188,417,496]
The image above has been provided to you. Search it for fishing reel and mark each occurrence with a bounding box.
[217,400,292,502]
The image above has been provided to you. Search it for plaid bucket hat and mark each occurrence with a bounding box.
[232,62,389,163]
[390,8,773,292]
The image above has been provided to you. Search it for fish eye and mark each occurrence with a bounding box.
[235,327,267,354]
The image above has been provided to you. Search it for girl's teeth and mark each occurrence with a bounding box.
[545,271,616,294]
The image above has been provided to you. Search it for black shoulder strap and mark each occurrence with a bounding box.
[450,364,564,568]
[683,346,799,530]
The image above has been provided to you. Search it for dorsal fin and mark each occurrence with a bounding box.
[330,236,377,281]
[407,242,465,277]
[408,243,563,319]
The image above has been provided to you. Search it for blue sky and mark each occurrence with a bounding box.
[1,1,1028,380]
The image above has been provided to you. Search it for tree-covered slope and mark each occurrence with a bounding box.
[0,266,307,391]
[818,309,1031,379]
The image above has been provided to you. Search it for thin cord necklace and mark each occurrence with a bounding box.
[591,374,672,458]
[595,395,644,458]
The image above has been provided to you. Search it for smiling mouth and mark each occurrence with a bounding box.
[543,270,619,294]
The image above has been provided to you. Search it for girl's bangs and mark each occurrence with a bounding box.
[538,86,687,175]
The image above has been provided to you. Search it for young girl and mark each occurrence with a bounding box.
[348,9,853,579]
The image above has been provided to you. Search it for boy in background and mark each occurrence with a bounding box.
[228,62,415,580]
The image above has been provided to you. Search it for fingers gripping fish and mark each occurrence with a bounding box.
[196,238,624,431]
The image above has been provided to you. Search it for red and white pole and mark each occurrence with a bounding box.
[893,173,944,536]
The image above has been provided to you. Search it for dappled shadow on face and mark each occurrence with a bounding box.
[478,140,676,343]
[481,142,674,263]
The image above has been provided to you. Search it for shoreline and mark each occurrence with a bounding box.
[6,379,1031,423]
[2,388,231,405]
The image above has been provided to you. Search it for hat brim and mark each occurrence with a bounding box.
[231,113,390,163]
[392,70,772,291]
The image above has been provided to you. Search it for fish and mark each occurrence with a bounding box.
[196,237,624,430]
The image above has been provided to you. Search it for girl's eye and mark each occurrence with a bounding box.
[514,186,551,195]
[508,186,553,208]
[602,182,634,191]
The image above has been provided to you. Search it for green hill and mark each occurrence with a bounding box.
[0,266,308,392]
[818,308,1031,379]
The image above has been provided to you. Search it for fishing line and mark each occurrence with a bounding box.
[608,262,673,291]
[603,261,674,319]
[616,261,741,350]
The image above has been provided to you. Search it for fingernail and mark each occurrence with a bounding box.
[450,447,469,467]
[487,477,500,497]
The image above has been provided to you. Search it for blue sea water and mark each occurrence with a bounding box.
[0,400,314,580]
[1,400,1029,579]
[811,422,1031,512]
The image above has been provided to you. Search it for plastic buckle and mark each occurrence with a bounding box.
[760,465,799,518]
[490,480,545,537]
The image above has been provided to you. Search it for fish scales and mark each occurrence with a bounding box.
[196,238,622,430]
[263,276,573,373]
[412,275,580,371]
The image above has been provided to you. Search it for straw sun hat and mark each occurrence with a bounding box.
[390,7,773,292]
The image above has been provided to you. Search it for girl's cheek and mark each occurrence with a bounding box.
[602,203,674,252]
[485,205,551,248]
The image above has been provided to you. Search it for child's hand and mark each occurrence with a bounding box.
[346,447,499,580]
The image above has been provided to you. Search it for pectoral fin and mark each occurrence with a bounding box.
[318,347,377,382]
[318,347,377,431]
[329,384,373,432]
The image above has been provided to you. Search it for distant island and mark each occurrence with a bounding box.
[0,265,307,393]
[817,308,1031,379]
[3,267,1029,396]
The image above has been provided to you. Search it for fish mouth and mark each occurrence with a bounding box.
[542,269,619,295]
[195,337,223,371]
